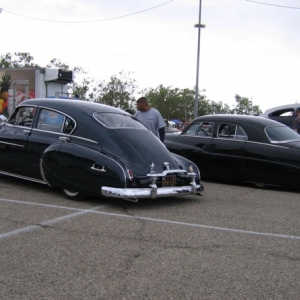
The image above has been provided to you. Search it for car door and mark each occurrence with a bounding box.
[25,108,76,180]
[206,123,247,181]
[0,106,35,176]
[242,140,300,189]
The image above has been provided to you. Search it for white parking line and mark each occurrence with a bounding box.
[1,197,300,241]
[0,203,105,239]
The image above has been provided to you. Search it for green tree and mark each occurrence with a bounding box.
[145,85,182,120]
[0,52,36,68]
[0,52,263,115]
[199,99,232,115]
[93,71,137,111]
[178,88,196,121]
[232,94,262,115]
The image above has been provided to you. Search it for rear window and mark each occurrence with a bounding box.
[94,112,146,129]
[265,126,300,143]
[268,108,299,117]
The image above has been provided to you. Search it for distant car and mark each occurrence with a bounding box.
[164,119,179,133]
[164,114,300,191]
[262,103,300,128]
[0,99,203,202]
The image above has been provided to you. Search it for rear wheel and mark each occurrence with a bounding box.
[62,188,86,201]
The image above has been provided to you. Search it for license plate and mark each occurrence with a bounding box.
[162,175,176,187]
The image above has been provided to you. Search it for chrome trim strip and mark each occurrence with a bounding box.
[31,128,98,144]
[69,135,98,144]
[32,128,65,135]
[4,123,32,129]
[181,134,212,139]
[244,140,296,149]
[0,141,24,147]
[0,171,46,185]
[40,159,51,187]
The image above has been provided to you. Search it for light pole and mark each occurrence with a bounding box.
[193,0,205,119]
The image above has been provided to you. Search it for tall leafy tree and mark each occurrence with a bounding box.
[178,88,196,121]
[0,52,36,68]
[232,94,262,115]
[145,85,179,119]
[94,71,137,111]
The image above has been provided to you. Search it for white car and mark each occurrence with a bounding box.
[262,103,300,128]
[164,120,179,133]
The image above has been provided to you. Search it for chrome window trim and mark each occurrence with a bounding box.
[244,140,294,149]
[264,125,300,144]
[36,107,77,134]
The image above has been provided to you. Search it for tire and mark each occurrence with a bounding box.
[62,188,87,201]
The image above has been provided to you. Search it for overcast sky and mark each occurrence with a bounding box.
[0,0,299,113]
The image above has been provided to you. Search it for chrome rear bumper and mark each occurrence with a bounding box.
[101,183,203,201]
[102,170,203,201]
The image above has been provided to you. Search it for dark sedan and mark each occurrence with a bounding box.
[164,114,300,191]
[0,99,203,202]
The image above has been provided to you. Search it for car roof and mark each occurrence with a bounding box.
[18,98,132,141]
[194,114,282,127]
[262,104,300,116]
[192,114,288,143]
[20,98,127,116]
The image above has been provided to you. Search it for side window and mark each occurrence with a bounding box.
[218,123,234,138]
[218,123,247,140]
[269,108,298,117]
[184,122,214,136]
[63,117,75,134]
[185,123,201,135]
[235,126,247,140]
[8,106,36,127]
[198,122,214,136]
[37,109,64,133]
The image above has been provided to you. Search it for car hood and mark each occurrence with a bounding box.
[101,129,182,176]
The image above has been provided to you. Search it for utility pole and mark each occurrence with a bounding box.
[193,0,205,119]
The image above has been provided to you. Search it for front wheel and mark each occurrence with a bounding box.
[62,188,87,201]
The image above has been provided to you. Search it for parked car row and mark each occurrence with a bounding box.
[2,98,300,203]
[0,99,203,202]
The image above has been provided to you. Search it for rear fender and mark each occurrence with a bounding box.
[170,152,201,183]
[42,143,126,197]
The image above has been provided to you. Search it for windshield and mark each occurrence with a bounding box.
[265,126,300,143]
[94,112,146,129]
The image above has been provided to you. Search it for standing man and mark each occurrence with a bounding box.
[134,97,166,142]
[293,108,300,134]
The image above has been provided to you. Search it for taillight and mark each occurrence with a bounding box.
[127,169,133,180]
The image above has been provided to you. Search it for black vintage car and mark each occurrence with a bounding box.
[164,114,300,191]
[0,99,203,202]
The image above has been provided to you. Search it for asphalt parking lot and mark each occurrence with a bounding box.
[1,176,300,299]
